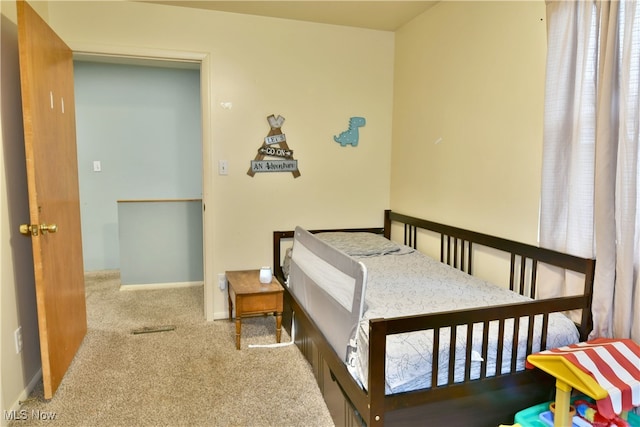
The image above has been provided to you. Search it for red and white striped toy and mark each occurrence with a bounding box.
[526,338,640,419]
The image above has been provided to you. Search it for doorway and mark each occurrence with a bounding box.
[72,50,213,320]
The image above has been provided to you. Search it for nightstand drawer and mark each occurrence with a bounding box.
[236,292,282,314]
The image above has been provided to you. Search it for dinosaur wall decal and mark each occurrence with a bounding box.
[334,117,366,147]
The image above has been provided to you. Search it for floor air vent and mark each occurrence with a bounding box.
[131,325,176,335]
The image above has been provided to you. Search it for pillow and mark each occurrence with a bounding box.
[282,247,293,280]
[315,232,401,257]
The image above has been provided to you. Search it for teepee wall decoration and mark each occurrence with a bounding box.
[248,114,300,178]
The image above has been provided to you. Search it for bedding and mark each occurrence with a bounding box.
[289,230,581,395]
[352,246,580,393]
[274,211,596,426]
[315,232,406,257]
[282,232,407,280]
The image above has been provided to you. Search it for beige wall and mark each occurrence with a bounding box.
[1,1,44,421]
[391,1,547,245]
[45,0,395,320]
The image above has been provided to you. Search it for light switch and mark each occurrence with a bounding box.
[218,160,228,175]
[93,160,101,172]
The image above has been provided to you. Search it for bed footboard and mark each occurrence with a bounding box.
[366,298,590,425]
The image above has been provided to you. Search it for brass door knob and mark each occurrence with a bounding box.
[40,223,57,233]
[19,223,58,236]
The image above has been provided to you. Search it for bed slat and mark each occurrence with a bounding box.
[511,316,521,373]
[541,313,550,350]
[404,224,417,248]
[530,259,538,298]
[464,324,474,382]
[509,254,541,299]
[441,235,473,274]
[496,319,505,374]
[480,320,490,379]
[526,314,536,356]
[448,326,456,384]
[431,327,440,388]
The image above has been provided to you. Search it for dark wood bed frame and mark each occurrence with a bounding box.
[273,210,595,426]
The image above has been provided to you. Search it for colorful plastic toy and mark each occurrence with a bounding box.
[573,400,630,427]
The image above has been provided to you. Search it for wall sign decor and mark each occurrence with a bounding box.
[334,116,366,147]
[248,114,301,178]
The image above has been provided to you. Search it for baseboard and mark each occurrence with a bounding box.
[84,269,120,281]
[3,369,42,426]
[213,310,230,320]
[119,281,203,291]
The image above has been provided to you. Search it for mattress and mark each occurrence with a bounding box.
[312,232,581,395]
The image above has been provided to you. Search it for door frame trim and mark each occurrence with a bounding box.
[71,43,215,321]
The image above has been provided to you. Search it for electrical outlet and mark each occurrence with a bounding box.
[14,326,22,354]
[218,273,227,290]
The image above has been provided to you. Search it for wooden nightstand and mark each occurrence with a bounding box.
[226,269,284,350]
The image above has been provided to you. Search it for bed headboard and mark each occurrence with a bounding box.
[289,226,367,361]
[383,210,596,339]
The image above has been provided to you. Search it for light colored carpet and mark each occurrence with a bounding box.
[13,271,334,427]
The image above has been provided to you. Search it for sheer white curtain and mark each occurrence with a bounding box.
[540,0,639,342]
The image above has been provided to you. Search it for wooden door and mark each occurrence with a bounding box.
[17,0,87,399]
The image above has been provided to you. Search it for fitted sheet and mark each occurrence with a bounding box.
[305,232,581,395]
[287,232,581,394]
[349,248,581,394]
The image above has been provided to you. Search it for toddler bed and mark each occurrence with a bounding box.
[272,210,595,426]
